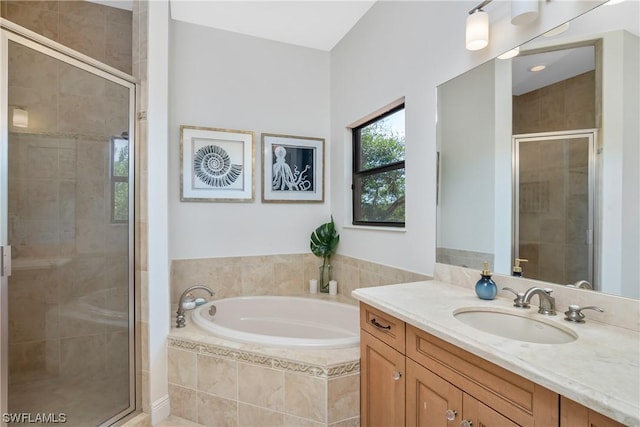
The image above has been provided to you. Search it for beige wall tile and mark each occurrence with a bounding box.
[327,374,359,424]
[239,403,284,427]
[59,334,106,378]
[284,414,325,427]
[168,384,197,423]
[106,330,130,373]
[284,373,326,423]
[197,354,237,400]
[4,2,58,39]
[196,392,237,427]
[238,363,284,411]
[141,370,150,413]
[330,417,360,427]
[168,347,197,389]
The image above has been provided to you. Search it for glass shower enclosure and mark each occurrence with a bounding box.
[1,24,136,427]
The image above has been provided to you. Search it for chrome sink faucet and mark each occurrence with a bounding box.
[522,287,556,315]
[176,285,215,328]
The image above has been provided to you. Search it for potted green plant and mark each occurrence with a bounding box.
[310,216,340,293]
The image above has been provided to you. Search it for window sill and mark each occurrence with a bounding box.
[342,225,407,233]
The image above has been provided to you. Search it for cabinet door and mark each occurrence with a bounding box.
[361,330,405,427]
[560,396,626,427]
[463,392,521,427]
[406,358,463,427]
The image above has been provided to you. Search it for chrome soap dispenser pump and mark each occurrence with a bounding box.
[475,261,498,300]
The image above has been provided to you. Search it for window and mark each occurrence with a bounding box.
[352,104,405,227]
[111,136,129,223]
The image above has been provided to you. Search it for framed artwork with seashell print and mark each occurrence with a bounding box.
[180,125,255,202]
[262,133,324,203]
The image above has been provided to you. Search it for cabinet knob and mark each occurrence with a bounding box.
[392,371,402,381]
[460,421,473,427]
[445,409,457,421]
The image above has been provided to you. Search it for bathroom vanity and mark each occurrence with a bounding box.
[353,281,638,426]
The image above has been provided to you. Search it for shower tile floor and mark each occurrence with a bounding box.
[8,371,130,427]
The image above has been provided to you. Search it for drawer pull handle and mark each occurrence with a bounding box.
[392,371,402,381]
[370,318,391,330]
[445,409,457,421]
[460,420,473,427]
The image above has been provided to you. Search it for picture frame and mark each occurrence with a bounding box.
[180,125,254,202]
[262,133,324,203]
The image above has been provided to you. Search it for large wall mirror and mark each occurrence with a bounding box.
[436,1,639,299]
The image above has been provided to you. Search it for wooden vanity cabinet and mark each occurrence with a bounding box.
[360,304,406,427]
[560,396,626,427]
[406,358,519,427]
[360,303,624,426]
[360,303,558,427]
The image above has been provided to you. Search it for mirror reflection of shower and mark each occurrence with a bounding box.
[512,42,597,288]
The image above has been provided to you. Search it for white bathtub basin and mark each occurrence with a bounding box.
[191,296,360,349]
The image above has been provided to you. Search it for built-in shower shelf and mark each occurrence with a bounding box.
[11,257,72,271]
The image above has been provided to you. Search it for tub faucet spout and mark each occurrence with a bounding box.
[176,285,215,328]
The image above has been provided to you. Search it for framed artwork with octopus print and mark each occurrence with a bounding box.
[261,133,324,203]
[180,125,255,202]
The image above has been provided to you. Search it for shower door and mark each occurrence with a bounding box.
[513,130,596,288]
[1,28,136,427]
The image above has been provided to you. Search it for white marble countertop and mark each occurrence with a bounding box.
[352,281,640,425]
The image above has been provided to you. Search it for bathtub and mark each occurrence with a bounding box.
[191,296,360,349]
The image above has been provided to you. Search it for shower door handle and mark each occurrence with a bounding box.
[0,246,10,278]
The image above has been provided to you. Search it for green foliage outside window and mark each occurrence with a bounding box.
[354,107,405,225]
[112,138,129,223]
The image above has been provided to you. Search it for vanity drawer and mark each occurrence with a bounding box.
[406,324,558,426]
[360,303,405,353]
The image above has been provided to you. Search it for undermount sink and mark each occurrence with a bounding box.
[453,308,578,344]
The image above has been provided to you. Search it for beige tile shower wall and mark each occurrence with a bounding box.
[512,70,596,134]
[171,253,431,304]
[4,0,133,392]
[1,0,132,74]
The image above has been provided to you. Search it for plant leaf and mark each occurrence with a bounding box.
[310,217,340,259]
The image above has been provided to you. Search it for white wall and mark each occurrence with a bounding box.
[147,1,171,423]
[169,21,330,260]
[329,0,602,276]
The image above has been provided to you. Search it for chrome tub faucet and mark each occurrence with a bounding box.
[176,285,215,328]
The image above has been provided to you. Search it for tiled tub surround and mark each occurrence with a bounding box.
[167,255,427,426]
[170,253,430,306]
[168,323,360,427]
[352,266,640,425]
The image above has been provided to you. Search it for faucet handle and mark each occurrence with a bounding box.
[502,287,529,308]
[564,305,604,323]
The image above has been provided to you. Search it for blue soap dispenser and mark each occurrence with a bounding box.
[475,261,497,300]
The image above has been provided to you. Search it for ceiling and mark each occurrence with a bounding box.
[169,1,376,51]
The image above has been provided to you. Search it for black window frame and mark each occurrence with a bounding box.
[352,103,406,227]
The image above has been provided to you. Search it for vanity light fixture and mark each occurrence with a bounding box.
[511,0,539,26]
[529,64,546,72]
[498,46,520,59]
[466,0,492,51]
[12,107,28,128]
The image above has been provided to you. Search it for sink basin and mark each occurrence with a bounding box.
[453,308,578,344]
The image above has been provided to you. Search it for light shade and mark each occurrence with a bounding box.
[511,0,539,26]
[12,108,28,128]
[466,10,489,51]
